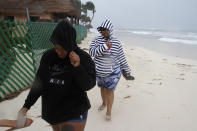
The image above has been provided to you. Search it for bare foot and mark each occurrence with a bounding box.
[106,111,112,121]
[105,115,111,121]
[98,104,106,111]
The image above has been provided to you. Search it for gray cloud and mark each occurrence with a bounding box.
[81,0,197,31]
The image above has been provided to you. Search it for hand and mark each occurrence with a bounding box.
[122,70,135,80]
[106,41,112,50]
[18,107,28,117]
[69,51,80,67]
[16,107,28,128]
[125,73,135,80]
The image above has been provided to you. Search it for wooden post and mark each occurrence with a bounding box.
[25,8,30,22]
[70,17,73,25]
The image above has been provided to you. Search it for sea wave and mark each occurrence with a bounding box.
[159,37,197,45]
[129,30,197,45]
[131,31,153,35]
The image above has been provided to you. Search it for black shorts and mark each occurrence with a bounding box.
[67,111,88,122]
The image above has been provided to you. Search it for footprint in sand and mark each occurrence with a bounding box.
[147,82,153,84]
[175,63,195,71]
[162,58,168,63]
[180,73,185,76]
[141,91,154,96]
[126,85,130,88]
[162,58,167,61]
[124,96,131,99]
[161,116,172,120]
[176,63,194,67]
[176,78,185,80]
[152,79,163,85]
[152,78,162,81]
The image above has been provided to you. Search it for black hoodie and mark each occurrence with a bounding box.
[23,20,96,124]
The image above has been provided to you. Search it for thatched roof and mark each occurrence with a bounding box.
[0,0,80,18]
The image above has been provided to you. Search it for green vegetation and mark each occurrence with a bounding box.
[81,1,96,28]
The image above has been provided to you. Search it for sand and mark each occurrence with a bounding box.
[0,30,197,131]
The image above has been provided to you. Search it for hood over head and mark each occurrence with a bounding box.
[50,20,78,52]
[97,19,113,36]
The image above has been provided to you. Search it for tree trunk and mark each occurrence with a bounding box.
[90,11,95,25]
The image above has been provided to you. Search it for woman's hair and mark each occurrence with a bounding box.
[50,20,78,52]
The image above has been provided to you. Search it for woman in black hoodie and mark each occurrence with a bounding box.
[18,20,96,131]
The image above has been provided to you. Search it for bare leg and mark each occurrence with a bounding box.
[99,87,107,110]
[60,121,86,131]
[52,124,60,131]
[106,89,114,120]
[101,87,107,106]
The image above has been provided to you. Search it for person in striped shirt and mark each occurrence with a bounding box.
[89,19,134,121]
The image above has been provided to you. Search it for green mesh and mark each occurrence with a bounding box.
[0,20,87,100]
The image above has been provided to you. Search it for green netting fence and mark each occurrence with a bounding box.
[0,20,87,100]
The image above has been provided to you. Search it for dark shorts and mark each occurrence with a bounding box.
[66,111,88,123]
[96,68,121,91]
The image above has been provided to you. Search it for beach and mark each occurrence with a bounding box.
[1,30,197,131]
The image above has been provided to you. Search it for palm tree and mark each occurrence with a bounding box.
[85,1,95,25]
[81,4,87,25]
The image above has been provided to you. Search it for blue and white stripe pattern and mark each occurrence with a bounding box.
[89,20,131,77]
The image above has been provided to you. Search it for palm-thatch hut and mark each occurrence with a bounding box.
[0,0,81,23]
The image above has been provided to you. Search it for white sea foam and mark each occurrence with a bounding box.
[159,38,197,45]
[129,30,197,45]
[131,31,153,35]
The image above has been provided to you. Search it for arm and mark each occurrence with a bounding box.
[118,44,131,74]
[18,75,42,128]
[89,38,109,57]
[70,51,96,91]
[23,76,43,109]
[23,52,48,109]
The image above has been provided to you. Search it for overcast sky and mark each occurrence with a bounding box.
[81,0,197,31]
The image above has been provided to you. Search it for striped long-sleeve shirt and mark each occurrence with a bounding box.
[89,20,131,77]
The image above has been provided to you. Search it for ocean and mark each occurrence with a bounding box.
[127,29,197,45]
[113,29,197,60]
